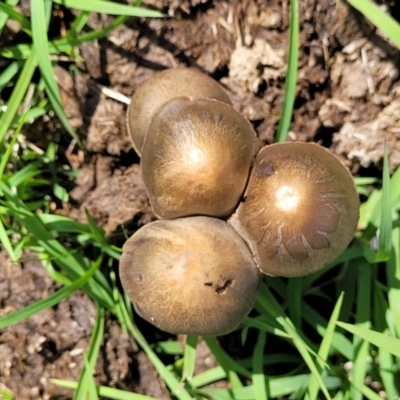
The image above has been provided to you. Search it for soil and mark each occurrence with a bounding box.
[1,0,400,399]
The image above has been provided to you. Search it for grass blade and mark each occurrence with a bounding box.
[73,307,105,400]
[243,317,292,339]
[350,261,371,400]
[0,255,102,330]
[359,165,400,232]
[346,0,400,49]
[287,277,302,328]
[204,336,249,388]
[378,342,398,399]
[119,301,193,400]
[51,380,157,399]
[256,283,331,399]
[337,322,400,358]
[53,0,164,17]
[0,217,16,262]
[306,293,344,400]
[376,144,392,261]
[0,2,31,34]
[302,246,364,290]
[2,14,128,59]
[0,0,19,34]
[0,112,26,262]
[302,303,353,360]
[191,367,227,388]
[30,0,83,147]
[275,0,299,142]
[0,109,27,182]
[0,181,115,311]
[387,227,400,338]
[252,331,268,400]
[67,11,90,36]
[373,283,399,398]
[182,335,198,382]
[0,60,24,91]
[0,51,36,143]
[199,374,341,399]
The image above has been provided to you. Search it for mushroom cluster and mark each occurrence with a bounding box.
[120,68,359,336]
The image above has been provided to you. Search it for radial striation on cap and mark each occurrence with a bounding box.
[229,142,360,277]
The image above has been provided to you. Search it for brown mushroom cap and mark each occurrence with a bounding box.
[141,96,259,219]
[119,216,261,336]
[127,68,232,155]
[229,142,360,277]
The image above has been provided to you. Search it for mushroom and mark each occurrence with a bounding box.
[141,96,259,219]
[229,142,360,277]
[127,67,232,156]
[119,216,261,336]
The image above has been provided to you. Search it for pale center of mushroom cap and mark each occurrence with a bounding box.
[275,185,300,212]
[179,141,230,188]
[181,144,212,178]
[188,146,204,165]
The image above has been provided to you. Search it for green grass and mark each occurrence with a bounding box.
[1,0,400,399]
[275,0,299,143]
[346,0,400,49]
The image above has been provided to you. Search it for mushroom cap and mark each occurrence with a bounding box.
[127,67,232,155]
[229,142,360,277]
[141,96,259,219]
[119,216,261,336]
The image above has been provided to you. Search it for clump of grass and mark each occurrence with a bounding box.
[1,0,400,399]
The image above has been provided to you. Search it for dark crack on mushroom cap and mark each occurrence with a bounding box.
[141,96,260,219]
[127,68,232,156]
[119,216,261,336]
[229,142,360,277]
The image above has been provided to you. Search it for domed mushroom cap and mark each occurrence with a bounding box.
[127,67,232,155]
[229,142,359,277]
[141,97,259,219]
[119,216,261,336]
